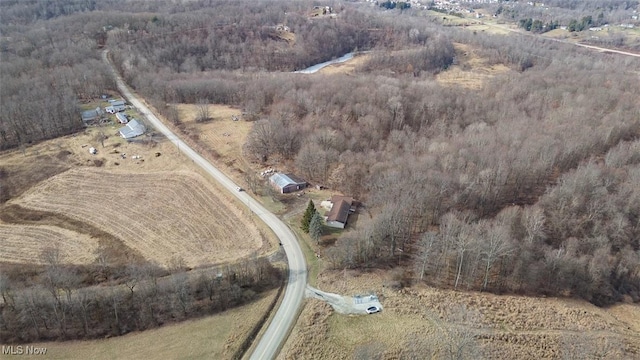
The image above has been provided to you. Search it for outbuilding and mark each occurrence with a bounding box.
[269,173,307,194]
[81,107,103,125]
[105,99,126,114]
[119,119,146,139]
[116,112,129,124]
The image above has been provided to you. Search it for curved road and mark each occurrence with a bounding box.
[103,51,306,360]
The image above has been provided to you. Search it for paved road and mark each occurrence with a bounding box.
[479,21,640,59]
[103,50,307,360]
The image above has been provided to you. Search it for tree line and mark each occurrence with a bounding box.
[0,248,282,343]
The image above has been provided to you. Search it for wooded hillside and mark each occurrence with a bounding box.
[1,0,639,307]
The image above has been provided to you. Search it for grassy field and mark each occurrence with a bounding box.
[436,43,513,89]
[317,53,371,75]
[279,269,640,359]
[15,289,278,360]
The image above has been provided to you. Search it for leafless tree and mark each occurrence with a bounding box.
[195,99,210,123]
[480,222,513,290]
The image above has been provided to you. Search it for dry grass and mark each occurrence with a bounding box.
[280,269,640,359]
[317,53,371,75]
[436,43,512,89]
[18,289,279,360]
[175,104,253,174]
[12,168,262,268]
[0,224,97,265]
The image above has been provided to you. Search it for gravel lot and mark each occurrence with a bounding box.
[306,286,383,315]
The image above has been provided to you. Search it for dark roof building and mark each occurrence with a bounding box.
[269,173,307,193]
[325,195,356,229]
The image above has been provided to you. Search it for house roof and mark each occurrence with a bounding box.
[81,107,102,121]
[110,100,126,106]
[116,112,128,123]
[269,173,306,189]
[119,119,145,139]
[326,198,351,224]
[82,110,98,121]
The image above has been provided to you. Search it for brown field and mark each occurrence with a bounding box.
[0,224,97,265]
[436,43,512,89]
[317,53,371,75]
[12,168,263,268]
[175,104,252,173]
[280,269,640,359]
[18,289,278,360]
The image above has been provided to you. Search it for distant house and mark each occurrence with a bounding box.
[119,119,146,139]
[269,173,307,193]
[324,195,357,229]
[116,112,129,124]
[81,107,103,125]
[105,99,126,114]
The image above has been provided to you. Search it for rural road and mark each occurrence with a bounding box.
[479,20,640,58]
[103,50,307,360]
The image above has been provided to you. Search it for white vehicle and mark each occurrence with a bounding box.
[236,187,243,192]
[366,306,381,314]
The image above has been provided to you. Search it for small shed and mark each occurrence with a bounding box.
[116,112,129,124]
[119,119,146,139]
[269,173,307,194]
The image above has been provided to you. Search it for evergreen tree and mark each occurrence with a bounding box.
[301,200,316,233]
[309,212,324,244]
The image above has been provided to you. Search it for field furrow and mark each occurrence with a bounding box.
[13,168,262,267]
[0,224,97,265]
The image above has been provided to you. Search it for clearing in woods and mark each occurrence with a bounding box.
[175,104,252,173]
[436,43,512,89]
[13,168,263,268]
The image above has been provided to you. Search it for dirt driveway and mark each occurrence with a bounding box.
[306,286,383,315]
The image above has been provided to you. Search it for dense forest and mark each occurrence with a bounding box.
[1,2,639,340]
[103,1,640,306]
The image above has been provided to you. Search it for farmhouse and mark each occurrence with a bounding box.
[105,99,126,114]
[324,195,357,229]
[269,173,307,193]
[81,107,103,125]
[116,112,129,124]
[119,119,146,139]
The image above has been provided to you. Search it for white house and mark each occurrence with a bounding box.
[119,119,146,139]
[105,99,126,114]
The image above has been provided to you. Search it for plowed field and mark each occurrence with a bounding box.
[13,168,263,267]
[0,224,97,265]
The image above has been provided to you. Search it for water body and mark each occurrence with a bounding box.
[294,52,354,74]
